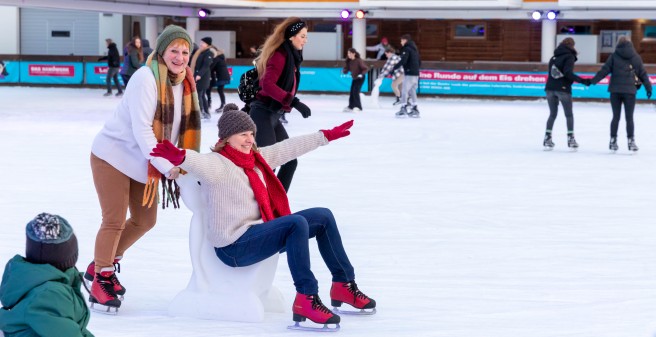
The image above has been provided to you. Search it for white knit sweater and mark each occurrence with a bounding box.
[91,67,183,183]
[180,132,329,248]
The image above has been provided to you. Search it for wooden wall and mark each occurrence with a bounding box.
[189,18,656,63]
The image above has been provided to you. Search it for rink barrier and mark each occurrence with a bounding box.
[1,56,655,99]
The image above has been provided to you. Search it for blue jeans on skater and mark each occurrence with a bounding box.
[214,207,355,295]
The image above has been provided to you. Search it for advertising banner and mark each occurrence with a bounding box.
[378,70,654,99]
[20,62,83,84]
[225,66,367,93]
[85,62,125,86]
[0,60,19,83]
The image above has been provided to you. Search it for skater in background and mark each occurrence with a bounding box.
[342,48,369,112]
[211,46,231,112]
[142,39,154,57]
[393,34,421,118]
[542,37,590,151]
[249,17,312,192]
[98,38,123,97]
[150,104,376,330]
[191,37,215,119]
[0,60,8,78]
[366,37,390,60]
[85,25,201,313]
[0,213,94,337]
[122,37,144,86]
[375,47,404,106]
[590,36,652,152]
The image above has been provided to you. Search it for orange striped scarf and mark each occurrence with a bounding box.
[143,53,201,209]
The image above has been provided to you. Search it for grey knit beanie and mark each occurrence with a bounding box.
[25,213,78,271]
[156,25,192,55]
[218,103,257,140]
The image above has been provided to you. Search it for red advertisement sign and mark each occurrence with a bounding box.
[94,66,108,74]
[28,64,75,77]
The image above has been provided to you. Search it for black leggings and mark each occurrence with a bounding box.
[249,100,297,192]
[216,84,226,107]
[545,90,574,133]
[197,84,210,113]
[610,93,636,138]
[348,78,365,109]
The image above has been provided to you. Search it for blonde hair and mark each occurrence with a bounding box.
[255,17,303,79]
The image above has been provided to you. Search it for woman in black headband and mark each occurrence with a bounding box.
[249,17,311,192]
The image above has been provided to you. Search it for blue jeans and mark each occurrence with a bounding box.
[214,207,355,295]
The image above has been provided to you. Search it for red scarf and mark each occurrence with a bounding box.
[219,144,291,222]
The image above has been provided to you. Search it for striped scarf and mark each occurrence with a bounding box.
[143,53,201,209]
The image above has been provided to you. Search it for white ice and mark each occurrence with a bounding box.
[2,86,656,337]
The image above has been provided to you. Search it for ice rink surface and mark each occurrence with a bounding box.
[2,86,656,336]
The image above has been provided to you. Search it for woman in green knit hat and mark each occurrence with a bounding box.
[84,24,202,313]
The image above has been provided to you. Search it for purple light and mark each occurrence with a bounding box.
[198,9,208,18]
[340,10,350,19]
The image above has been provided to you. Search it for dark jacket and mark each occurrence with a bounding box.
[211,50,231,85]
[256,46,301,112]
[126,45,142,76]
[343,58,369,80]
[591,41,652,95]
[142,39,154,58]
[99,42,120,68]
[545,44,585,93]
[0,255,94,337]
[393,41,421,76]
[194,48,214,89]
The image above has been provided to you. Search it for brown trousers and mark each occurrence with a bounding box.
[391,75,404,97]
[90,153,157,273]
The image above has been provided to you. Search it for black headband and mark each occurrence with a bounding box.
[284,21,306,39]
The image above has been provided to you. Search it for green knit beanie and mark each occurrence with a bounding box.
[156,25,192,55]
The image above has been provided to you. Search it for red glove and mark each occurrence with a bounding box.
[321,120,354,142]
[150,139,186,166]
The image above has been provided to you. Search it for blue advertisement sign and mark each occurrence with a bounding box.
[0,60,19,83]
[380,69,654,100]
[19,61,83,84]
[224,66,367,93]
[85,62,125,86]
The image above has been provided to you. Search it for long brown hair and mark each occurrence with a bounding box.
[255,17,303,79]
[130,37,144,63]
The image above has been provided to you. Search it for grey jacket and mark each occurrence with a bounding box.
[591,41,652,95]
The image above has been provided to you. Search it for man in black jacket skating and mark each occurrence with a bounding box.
[99,38,123,97]
[393,34,421,118]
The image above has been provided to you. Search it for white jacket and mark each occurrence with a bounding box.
[91,67,183,183]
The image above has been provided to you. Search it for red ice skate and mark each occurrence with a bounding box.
[288,293,340,332]
[89,268,122,314]
[84,258,126,299]
[330,281,376,315]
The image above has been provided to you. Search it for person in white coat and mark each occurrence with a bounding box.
[85,25,201,311]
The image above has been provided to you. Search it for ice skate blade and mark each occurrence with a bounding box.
[543,146,554,151]
[568,147,578,152]
[287,322,340,332]
[90,302,119,315]
[332,307,377,315]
